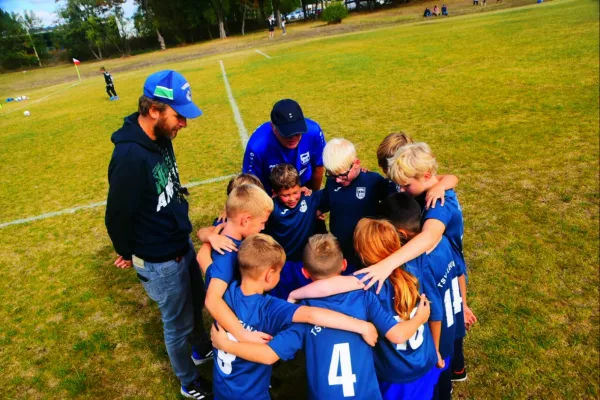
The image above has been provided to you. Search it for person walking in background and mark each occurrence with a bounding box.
[105,70,213,399]
[268,16,276,38]
[281,16,287,35]
[101,66,118,101]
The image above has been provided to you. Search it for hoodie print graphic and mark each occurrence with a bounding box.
[154,145,183,212]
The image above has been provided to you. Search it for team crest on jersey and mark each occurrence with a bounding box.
[356,187,366,199]
[269,164,277,170]
[299,200,307,213]
[300,151,310,165]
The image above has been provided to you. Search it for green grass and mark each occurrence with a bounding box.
[0,0,598,398]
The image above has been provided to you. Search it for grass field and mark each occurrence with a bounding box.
[0,0,598,398]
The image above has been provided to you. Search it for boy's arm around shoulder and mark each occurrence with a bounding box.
[384,294,430,344]
[425,174,459,209]
[288,275,364,303]
[197,242,213,274]
[205,279,273,344]
[292,305,378,346]
[211,324,281,365]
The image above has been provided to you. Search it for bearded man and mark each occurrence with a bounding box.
[105,70,212,399]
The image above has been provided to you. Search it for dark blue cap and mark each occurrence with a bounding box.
[143,70,202,119]
[270,99,307,137]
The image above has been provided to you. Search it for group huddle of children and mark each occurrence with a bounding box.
[195,133,477,400]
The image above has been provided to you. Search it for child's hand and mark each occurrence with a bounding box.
[208,232,238,255]
[425,184,446,209]
[436,350,445,369]
[464,305,477,330]
[316,210,327,221]
[360,322,378,347]
[415,294,431,323]
[300,186,313,196]
[211,323,231,351]
[114,255,132,269]
[354,260,396,294]
[239,329,273,344]
[216,207,227,223]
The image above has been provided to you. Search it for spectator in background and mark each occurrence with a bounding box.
[442,4,449,15]
[433,5,440,15]
[282,16,287,35]
[423,7,432,17]
[268,16,276,38]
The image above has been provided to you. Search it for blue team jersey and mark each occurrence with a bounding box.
[355,254,441,383]
[243,119,326,193]
[213,281,300,400]
[266,191,324,261]
[204,237,242,289]
[387,179,401,195]
[268,291,397,400]
[427,236,464,358]
[320,171,389,271]
[423,189,466,276]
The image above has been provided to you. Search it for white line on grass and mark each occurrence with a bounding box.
[219,60,249,149]
[0,174,236,229]
[1,82,82,116]
[254,49,272,59]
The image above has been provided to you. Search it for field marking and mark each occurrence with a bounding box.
[254,49,272,59]
[219,60,249,149]
[0,82,82,116]
[0,174,236,229]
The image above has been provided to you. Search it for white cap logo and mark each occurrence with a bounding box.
[289,113,293,119]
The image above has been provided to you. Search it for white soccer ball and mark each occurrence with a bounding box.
[24,111,31,117]
[16,97,22,101]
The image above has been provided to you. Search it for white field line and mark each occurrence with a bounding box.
[1,82,82,116]
[0,174,236,229]
[219,60,249,149]
[254,49,272,59]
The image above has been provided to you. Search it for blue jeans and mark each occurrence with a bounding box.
[134,241,204,386]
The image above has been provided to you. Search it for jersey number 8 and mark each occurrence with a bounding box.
[217,332,239,375]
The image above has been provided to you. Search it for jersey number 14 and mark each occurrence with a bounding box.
[444,277,463,327]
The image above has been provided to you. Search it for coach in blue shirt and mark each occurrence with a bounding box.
[243,99,326,193]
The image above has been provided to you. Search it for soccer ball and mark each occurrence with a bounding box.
[24,111,30,117]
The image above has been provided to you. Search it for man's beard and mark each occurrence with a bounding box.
[153,116,175,141]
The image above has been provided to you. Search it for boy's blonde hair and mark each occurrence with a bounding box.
[226,184,274,218]
[227,173,264,195]
[377,132,414,174]
[387,142,438,185]
[238,234,286,279]
[303,234,344,279]
[323,138,357,175]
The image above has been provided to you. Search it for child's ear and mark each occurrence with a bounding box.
[341,259,348,273]
[265,267,276,283]
[397,229,410,243]
[271,189,277,197]
[423,171,432,181]
[301,267,311,280]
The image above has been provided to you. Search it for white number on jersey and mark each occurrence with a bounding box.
[217,332,239,375]
[394,307,425,351]
[328,343,357,397]
[443,277,463,328]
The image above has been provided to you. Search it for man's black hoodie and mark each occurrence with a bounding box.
[105,112,192,262]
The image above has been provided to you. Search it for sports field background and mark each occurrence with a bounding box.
[0,0,598,398]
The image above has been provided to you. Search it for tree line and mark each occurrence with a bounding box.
[0,0,390,70]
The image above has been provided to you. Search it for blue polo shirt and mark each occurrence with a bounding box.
[266,191,324,262]
[320,171,389,271]
[268,291,398,400]
[204,236,242,289]
[213,281,300,400]
[243,119,326,193]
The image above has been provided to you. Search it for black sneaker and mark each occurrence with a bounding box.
[451,368,468,382]
[181,377,212,399]
[191,345,214,366]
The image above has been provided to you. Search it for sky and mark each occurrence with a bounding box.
[0,0,137,27]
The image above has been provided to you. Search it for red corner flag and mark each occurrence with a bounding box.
[73,58,80,65]
[72,58,81,81]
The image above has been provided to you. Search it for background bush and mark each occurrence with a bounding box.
[321,2,349,24]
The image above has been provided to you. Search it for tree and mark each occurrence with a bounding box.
[19,10,43,67]
[134,0,166,50]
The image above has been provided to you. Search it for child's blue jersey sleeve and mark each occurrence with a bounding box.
[405,255,443,322]
[263,295,300,333]
[364,289,398,334]
[268,323,306,361]
[204,239,242,288]
[307,119,326,167]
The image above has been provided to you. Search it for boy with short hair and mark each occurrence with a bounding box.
[265,163,324,299]
[210,233,378,400]
[200,183,276,346]
[320,138,390,273]
[100,66,118,101]
[211,234,431,400]
[358,142,476,391]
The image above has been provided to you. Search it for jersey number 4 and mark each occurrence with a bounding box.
[328,343,357,397]
[444,277,463,328]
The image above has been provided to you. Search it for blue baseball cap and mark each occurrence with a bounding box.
[143,70,202,119]
[270,99,307,137]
